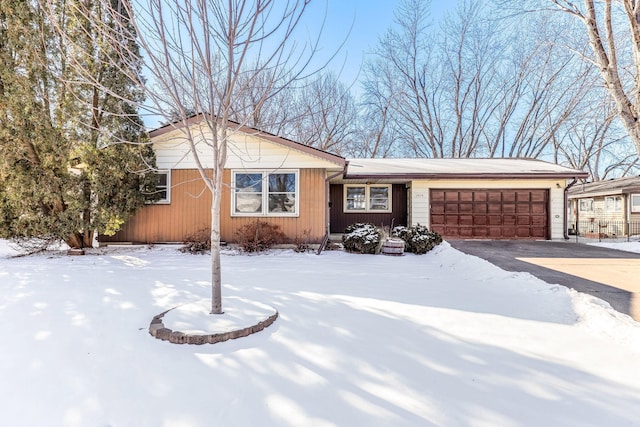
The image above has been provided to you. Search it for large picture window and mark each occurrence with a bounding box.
[233,170,298,216]
[344,184,392,212]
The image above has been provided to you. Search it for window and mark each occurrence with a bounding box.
[154,171,170,204]
[232,170,298,216]
[578,198,593,212]
[344,184,392,212]
[632,194,640,213]
[605,196,622,212]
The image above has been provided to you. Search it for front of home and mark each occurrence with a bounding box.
[99,119,588,245]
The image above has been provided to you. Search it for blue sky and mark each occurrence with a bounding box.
[306,0,454,86]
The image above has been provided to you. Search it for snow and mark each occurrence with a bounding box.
[589,239,640,254]
[1,239,640,427]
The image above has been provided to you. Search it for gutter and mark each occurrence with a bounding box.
[564,178,578,240]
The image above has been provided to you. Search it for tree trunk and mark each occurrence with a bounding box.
[210,168,223,315]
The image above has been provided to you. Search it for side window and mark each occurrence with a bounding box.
[578,198,593,212]
[632,194,640,213]
[604,196,622,212]
[155,171,170,204]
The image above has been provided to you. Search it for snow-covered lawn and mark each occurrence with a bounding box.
[1,240,640,427]
[589,239,640,254]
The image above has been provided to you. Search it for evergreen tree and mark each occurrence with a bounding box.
[0,0,157,250]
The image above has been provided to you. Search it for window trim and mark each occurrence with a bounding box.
[578,198,593,213]
[632,194,640,213]
[343,184,393,213]
[153,170,171,204]
[231,170,300,217]
[604,195,622,213]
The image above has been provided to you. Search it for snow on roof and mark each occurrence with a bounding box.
[345,158,587,179]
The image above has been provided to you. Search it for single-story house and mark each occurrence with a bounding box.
[567,176,640,237]
[98,118,588,245]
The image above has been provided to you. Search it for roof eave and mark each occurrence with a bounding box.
[344,172,589,180]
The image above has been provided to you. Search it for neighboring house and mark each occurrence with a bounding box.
[99,118,588,245]
[567,176,640,237]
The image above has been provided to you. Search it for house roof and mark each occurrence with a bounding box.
[149,114,346,168]
[568,176,640,198]
[343,158,588,180]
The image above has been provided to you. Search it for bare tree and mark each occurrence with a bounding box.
[363,0,590,160]
[549,0,640,158]
[288,72,358,155]
[44,0,325,314]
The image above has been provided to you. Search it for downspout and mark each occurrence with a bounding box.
[318,162,349,254]
[564,178,578,240]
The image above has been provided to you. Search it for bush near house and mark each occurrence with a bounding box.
[342,223,383,254]
[235,221,286,253]
[393,225,442,254]
[180,229,211,254]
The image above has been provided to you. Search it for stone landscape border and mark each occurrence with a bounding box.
[149,308,279,345]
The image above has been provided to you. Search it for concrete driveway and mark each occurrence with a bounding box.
[448,240,640,321]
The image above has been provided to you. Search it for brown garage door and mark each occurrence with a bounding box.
[430,189,549,239]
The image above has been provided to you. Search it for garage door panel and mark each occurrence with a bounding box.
[531,204,546,214]
[503,192,516,202]
[431,214,445,225]
[459,215,473,226]
[430,189,548,240]
[459,203,473,213]
[474,216,488,226]
[517,204,531,214]
[488,204,501,214]
[474,192,488,202]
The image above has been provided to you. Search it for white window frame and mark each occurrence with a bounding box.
[578,198,593,212]
[344,184,393,213]
[631,194,640,213]
[231,170,299,217]
[152,171,171,204]
[604,195,622,212]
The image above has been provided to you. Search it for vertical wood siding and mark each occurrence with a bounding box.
[99,168,327,244]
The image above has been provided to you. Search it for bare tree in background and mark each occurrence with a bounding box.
[363,0,592,160]
[43,0,325,314]
[552,100,638,180]
[288,72,358,155]
[550,0,640,158]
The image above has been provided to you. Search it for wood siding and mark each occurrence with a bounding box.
[329,184,407,233]
[99,168,327,244]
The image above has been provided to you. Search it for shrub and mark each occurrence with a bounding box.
[181,229,211,254]
[235,221,286,253]
[342,223,383,254]
[294,229,312,253]
[392,224,442,254]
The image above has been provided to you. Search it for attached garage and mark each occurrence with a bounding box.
[339,158,589,241]
[429,189,549,239]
